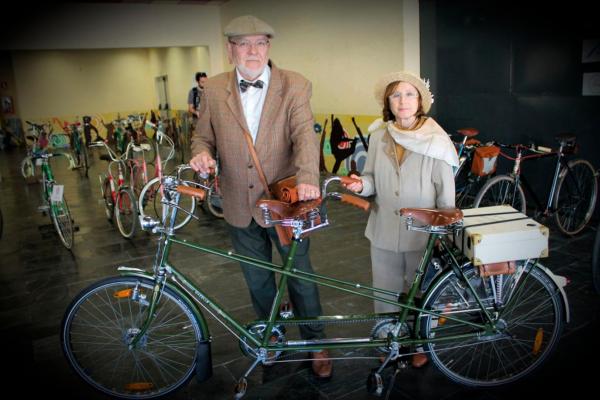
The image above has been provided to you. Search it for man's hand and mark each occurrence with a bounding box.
[189,151,216,175]
[343,174,363,193]
[297,183,320,201]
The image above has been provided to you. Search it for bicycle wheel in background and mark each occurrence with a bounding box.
[420,262,564,386]
[81,145,89,178]
[21,156,35,179]
[115,187,138,238]
[206,179,224,219]
[61,276,204,399]
[592,223,600,294]
[553,159,598,236]
[48,183,74,250]
[138,177,196,230]
[101,177,114,221]
[473,175,526,213]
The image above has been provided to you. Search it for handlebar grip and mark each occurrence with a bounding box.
[176,185,206,201]
[339,176,361,185]
[340,194,370,211]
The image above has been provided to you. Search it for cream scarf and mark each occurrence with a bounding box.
[368,117,459,168]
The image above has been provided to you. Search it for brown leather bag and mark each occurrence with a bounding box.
[478,261,516,277]
[269,176,298,203]
[242,131,296,246]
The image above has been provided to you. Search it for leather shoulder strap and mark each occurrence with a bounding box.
[242,130,272,199]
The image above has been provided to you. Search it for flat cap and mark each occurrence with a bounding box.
[223,15,275,38]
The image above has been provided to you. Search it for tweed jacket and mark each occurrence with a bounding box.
[359,118,456,252]
[191,64,319,228]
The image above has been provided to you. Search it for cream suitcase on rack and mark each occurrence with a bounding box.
[453,205,549,265]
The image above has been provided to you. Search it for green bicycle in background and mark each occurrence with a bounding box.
[61,174,568,399]
[34,153,75,250]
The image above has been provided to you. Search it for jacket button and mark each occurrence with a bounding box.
[249,184,254,189]
[248,164,253,169]
[395,191,399,196]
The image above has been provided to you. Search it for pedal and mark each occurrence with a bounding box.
[233,377,247,399]
[38,205,50,213]
[279,300,294,319]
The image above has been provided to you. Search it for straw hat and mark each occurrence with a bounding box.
[373,71,433,113]
[223,15,275,38]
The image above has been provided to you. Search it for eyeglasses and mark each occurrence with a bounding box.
[229,39,270,51]
[389,91,419,101]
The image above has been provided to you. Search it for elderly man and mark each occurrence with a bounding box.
[189,15,332,379]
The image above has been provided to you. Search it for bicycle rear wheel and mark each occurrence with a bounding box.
[473,175,526,213]
[420,262,564,387]
[553,159,597,235]
[48,183,74,250]
[61,276,203,399]
[115,187,138,238]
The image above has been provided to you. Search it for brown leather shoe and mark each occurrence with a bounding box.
[311,350,333,379]
[411,352,428,368]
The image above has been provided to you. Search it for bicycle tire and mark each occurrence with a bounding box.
[593,223,600,294]
[473,175,526,213]
[419,262,564,386]
[115,187,138,238]
[553,159,598,236]
[48,183,74,250]
[138,177,195,230]
[206,179,224,219]
[61,276,203,399]
[102,177,114,221]
[81,145,89,178]
[21,156,34,179]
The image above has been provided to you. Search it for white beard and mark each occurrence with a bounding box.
[237,64,265,81]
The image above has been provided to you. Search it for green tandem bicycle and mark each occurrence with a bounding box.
[61,174,569,398]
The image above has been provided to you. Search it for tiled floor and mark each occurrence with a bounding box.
[0,146,598,399]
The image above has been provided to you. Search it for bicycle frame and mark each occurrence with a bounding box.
[125,193,504,356]
[505,145,566,216]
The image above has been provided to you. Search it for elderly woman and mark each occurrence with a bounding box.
[345,71,458,367]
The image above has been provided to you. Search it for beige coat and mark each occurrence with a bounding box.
[191,64,319,228]
[359,118,455,252]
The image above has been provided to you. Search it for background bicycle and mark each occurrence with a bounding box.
[33,152,75,249]
[452,128,498,208]
[473,133,598,236]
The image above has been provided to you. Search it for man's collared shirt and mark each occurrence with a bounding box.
[236,66,270,143]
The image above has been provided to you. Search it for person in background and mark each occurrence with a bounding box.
[189,15,332,379]
[344,71,458,368]
[187,71,208,119]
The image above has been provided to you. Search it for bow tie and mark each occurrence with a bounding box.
[239,79,264,93]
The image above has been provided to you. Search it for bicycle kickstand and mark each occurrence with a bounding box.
[234,356,262,399]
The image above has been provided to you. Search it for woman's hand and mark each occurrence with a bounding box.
[343,174,363,193]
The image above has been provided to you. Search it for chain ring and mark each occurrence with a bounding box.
[370,319,410,353]
[239,323,286,360]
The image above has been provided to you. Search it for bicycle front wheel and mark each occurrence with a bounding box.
[553,159,598,235]
[473,175,526,213]
[48,185,74,249]
[61,276,203,399]
[138,177,196,230]
[420,262,564,387]
[115,187,138,238]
